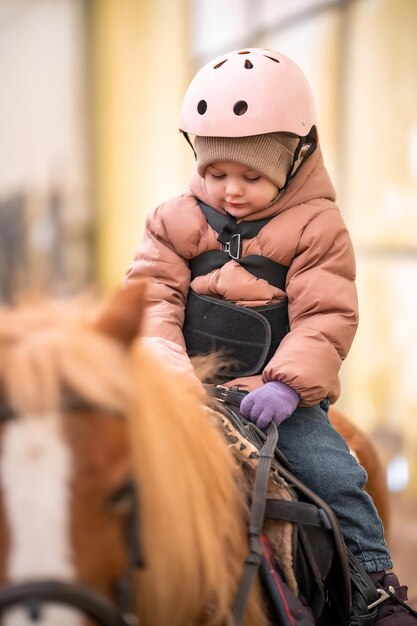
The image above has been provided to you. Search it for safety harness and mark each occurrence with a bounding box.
[183,201,289,378]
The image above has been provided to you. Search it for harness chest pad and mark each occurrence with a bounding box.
[183,290,289,378]
[184,201,290,378]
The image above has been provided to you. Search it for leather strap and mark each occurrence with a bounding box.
[0,581,135,626]
[205,384,248,406]
[264,499,332,529]
[232,421,279,625]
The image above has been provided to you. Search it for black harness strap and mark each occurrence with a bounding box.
[232,421,279,625]
[190,251,288,290]
[216,212,239,246]
[193,200,289,287]
[199,201,272,240]
[240,255,288,288]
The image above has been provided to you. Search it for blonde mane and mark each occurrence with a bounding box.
[128,345,267,626]
[0,298,266,626]
[0,301,131,416]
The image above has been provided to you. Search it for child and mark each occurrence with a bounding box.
[125,48,416,624]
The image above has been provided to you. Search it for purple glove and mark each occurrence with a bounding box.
[240,381,300,429]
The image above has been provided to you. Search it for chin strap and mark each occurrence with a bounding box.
[284,130,317,188]
[181,131,197,159]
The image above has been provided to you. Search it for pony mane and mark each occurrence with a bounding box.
[0,295,267,625]
[0,299,132,416]
[128,344,267,626]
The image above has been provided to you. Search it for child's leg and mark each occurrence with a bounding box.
[277,399,392,573]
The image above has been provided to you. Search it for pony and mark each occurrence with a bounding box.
[0,282,388,626]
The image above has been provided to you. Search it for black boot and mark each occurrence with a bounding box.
[369,571,417,625]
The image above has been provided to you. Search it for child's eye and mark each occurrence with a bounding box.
[209,172,225,179]
[244,176,261,183]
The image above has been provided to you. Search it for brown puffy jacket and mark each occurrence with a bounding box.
[125,146,358,406]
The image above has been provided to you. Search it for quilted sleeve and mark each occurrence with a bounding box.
[262,208,358,406]
[124,205,192,348]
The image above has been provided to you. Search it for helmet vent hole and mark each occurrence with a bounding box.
[244,60,253,69]
[263,54,280,63]
[213,60,227,69]
[233,101,248,116]
[197,100,207,115]
[238,50,250,54]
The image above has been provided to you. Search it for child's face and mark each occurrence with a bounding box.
[204,161,278,218]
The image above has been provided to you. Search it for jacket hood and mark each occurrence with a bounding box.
[189,144,336,221]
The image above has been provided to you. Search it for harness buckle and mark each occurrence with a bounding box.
[222,233,242,260]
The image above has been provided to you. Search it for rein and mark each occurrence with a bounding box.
[233,420,278,625]
[0,396,143,626]
[0,581,136,626]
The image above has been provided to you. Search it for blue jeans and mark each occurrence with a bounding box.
[277,400,393,573]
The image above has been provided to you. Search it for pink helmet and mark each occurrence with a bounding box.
[180,48,317,140]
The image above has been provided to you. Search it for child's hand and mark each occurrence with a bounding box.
[240,381,300,429]
[141,337,204,393]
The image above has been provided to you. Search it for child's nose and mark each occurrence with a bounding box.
[225,178,243,197]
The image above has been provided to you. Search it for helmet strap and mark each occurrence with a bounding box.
[182,132,197,159]
[283,131,317,188]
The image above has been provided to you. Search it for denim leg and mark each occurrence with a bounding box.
[277,401,393,573]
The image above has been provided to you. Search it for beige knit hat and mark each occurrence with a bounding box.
[194,132,299,189]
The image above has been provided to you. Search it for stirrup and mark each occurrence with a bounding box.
[369,583,417,619]
[367,588,392,611]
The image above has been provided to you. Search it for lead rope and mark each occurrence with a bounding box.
[232,420,279,625]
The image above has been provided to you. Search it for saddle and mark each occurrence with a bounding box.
[208,385,382,626]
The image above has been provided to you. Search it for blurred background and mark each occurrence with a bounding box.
[1,0,416,593]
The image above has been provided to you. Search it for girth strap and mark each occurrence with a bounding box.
[265,499,332,529]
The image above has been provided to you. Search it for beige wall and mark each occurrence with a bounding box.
[0,0,91,294]
[264,1,417,491]
[92,0,192,290]
[342,0,417,490]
